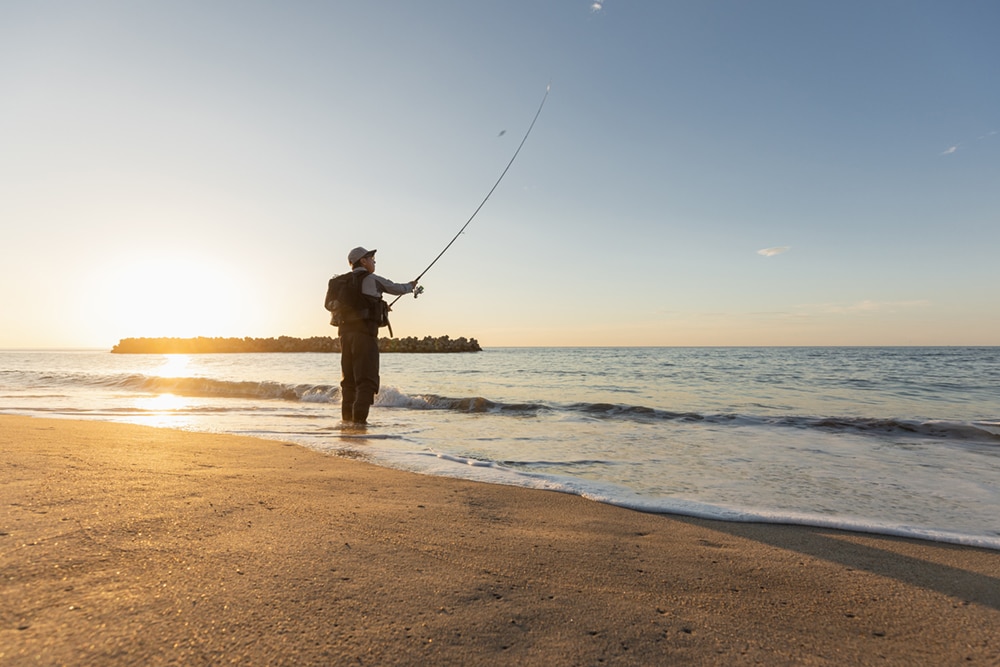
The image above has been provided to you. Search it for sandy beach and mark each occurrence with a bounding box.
[2,415,998,666]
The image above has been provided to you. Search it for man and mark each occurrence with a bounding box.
[336,247,417,425]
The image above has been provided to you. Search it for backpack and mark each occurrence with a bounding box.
[324,272,366,327]
[324,272,394,335]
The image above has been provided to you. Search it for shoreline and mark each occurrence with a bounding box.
[2,415,999,665]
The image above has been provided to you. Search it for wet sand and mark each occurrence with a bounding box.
[2,415,998,665]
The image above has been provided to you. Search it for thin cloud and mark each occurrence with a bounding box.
[806,299,931,315]
[942,130,995,154]
[757,246,790,257]
[859,299,930,312]
[591,1,604,12]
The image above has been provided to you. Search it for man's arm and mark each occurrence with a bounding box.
[367,274,416,297]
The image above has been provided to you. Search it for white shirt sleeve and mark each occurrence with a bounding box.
[362,273,413,298]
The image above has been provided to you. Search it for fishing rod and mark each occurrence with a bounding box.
[389,83,550,307]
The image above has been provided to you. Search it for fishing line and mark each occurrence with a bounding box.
[389,83,550,307]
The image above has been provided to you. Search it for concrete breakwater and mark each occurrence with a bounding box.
[111,335,482,354]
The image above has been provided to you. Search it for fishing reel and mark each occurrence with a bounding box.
[413,285,425,299]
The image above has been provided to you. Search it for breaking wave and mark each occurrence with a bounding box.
[102,374,340,404]
[43,371,1000,445]
[377,391,1000,443]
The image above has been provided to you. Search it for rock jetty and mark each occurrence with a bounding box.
[111,335,482,354]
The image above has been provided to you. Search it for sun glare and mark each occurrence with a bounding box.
[105,256,249,338]
[156,354,191,377]
[129,393,194,429]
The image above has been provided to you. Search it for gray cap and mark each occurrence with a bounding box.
[348,247,376,264]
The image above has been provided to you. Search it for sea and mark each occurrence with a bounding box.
[2,347,999,550]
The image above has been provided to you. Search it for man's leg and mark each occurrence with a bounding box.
[339,335,356,422]
[351,334,380,424]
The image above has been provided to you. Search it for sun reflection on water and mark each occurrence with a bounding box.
[130,392,193,428]
[155,354,191,377]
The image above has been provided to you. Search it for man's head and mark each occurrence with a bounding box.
[348,247,376,268]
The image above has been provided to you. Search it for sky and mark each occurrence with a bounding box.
[1,1,998,348]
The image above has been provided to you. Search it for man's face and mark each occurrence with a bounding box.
[359,255,375,272]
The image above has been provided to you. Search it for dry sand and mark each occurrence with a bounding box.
[2,415,998,666]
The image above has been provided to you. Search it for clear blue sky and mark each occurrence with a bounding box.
[2,1,997,348]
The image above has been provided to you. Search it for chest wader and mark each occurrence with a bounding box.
[337,273,389,424]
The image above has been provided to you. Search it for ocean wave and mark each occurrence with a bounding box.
[41,370,1000,444]
[375,390,1000,444]
[402,394,1000,443]
[18,405,239,416]
[102,374,341,403]
[792,416,1000,443]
